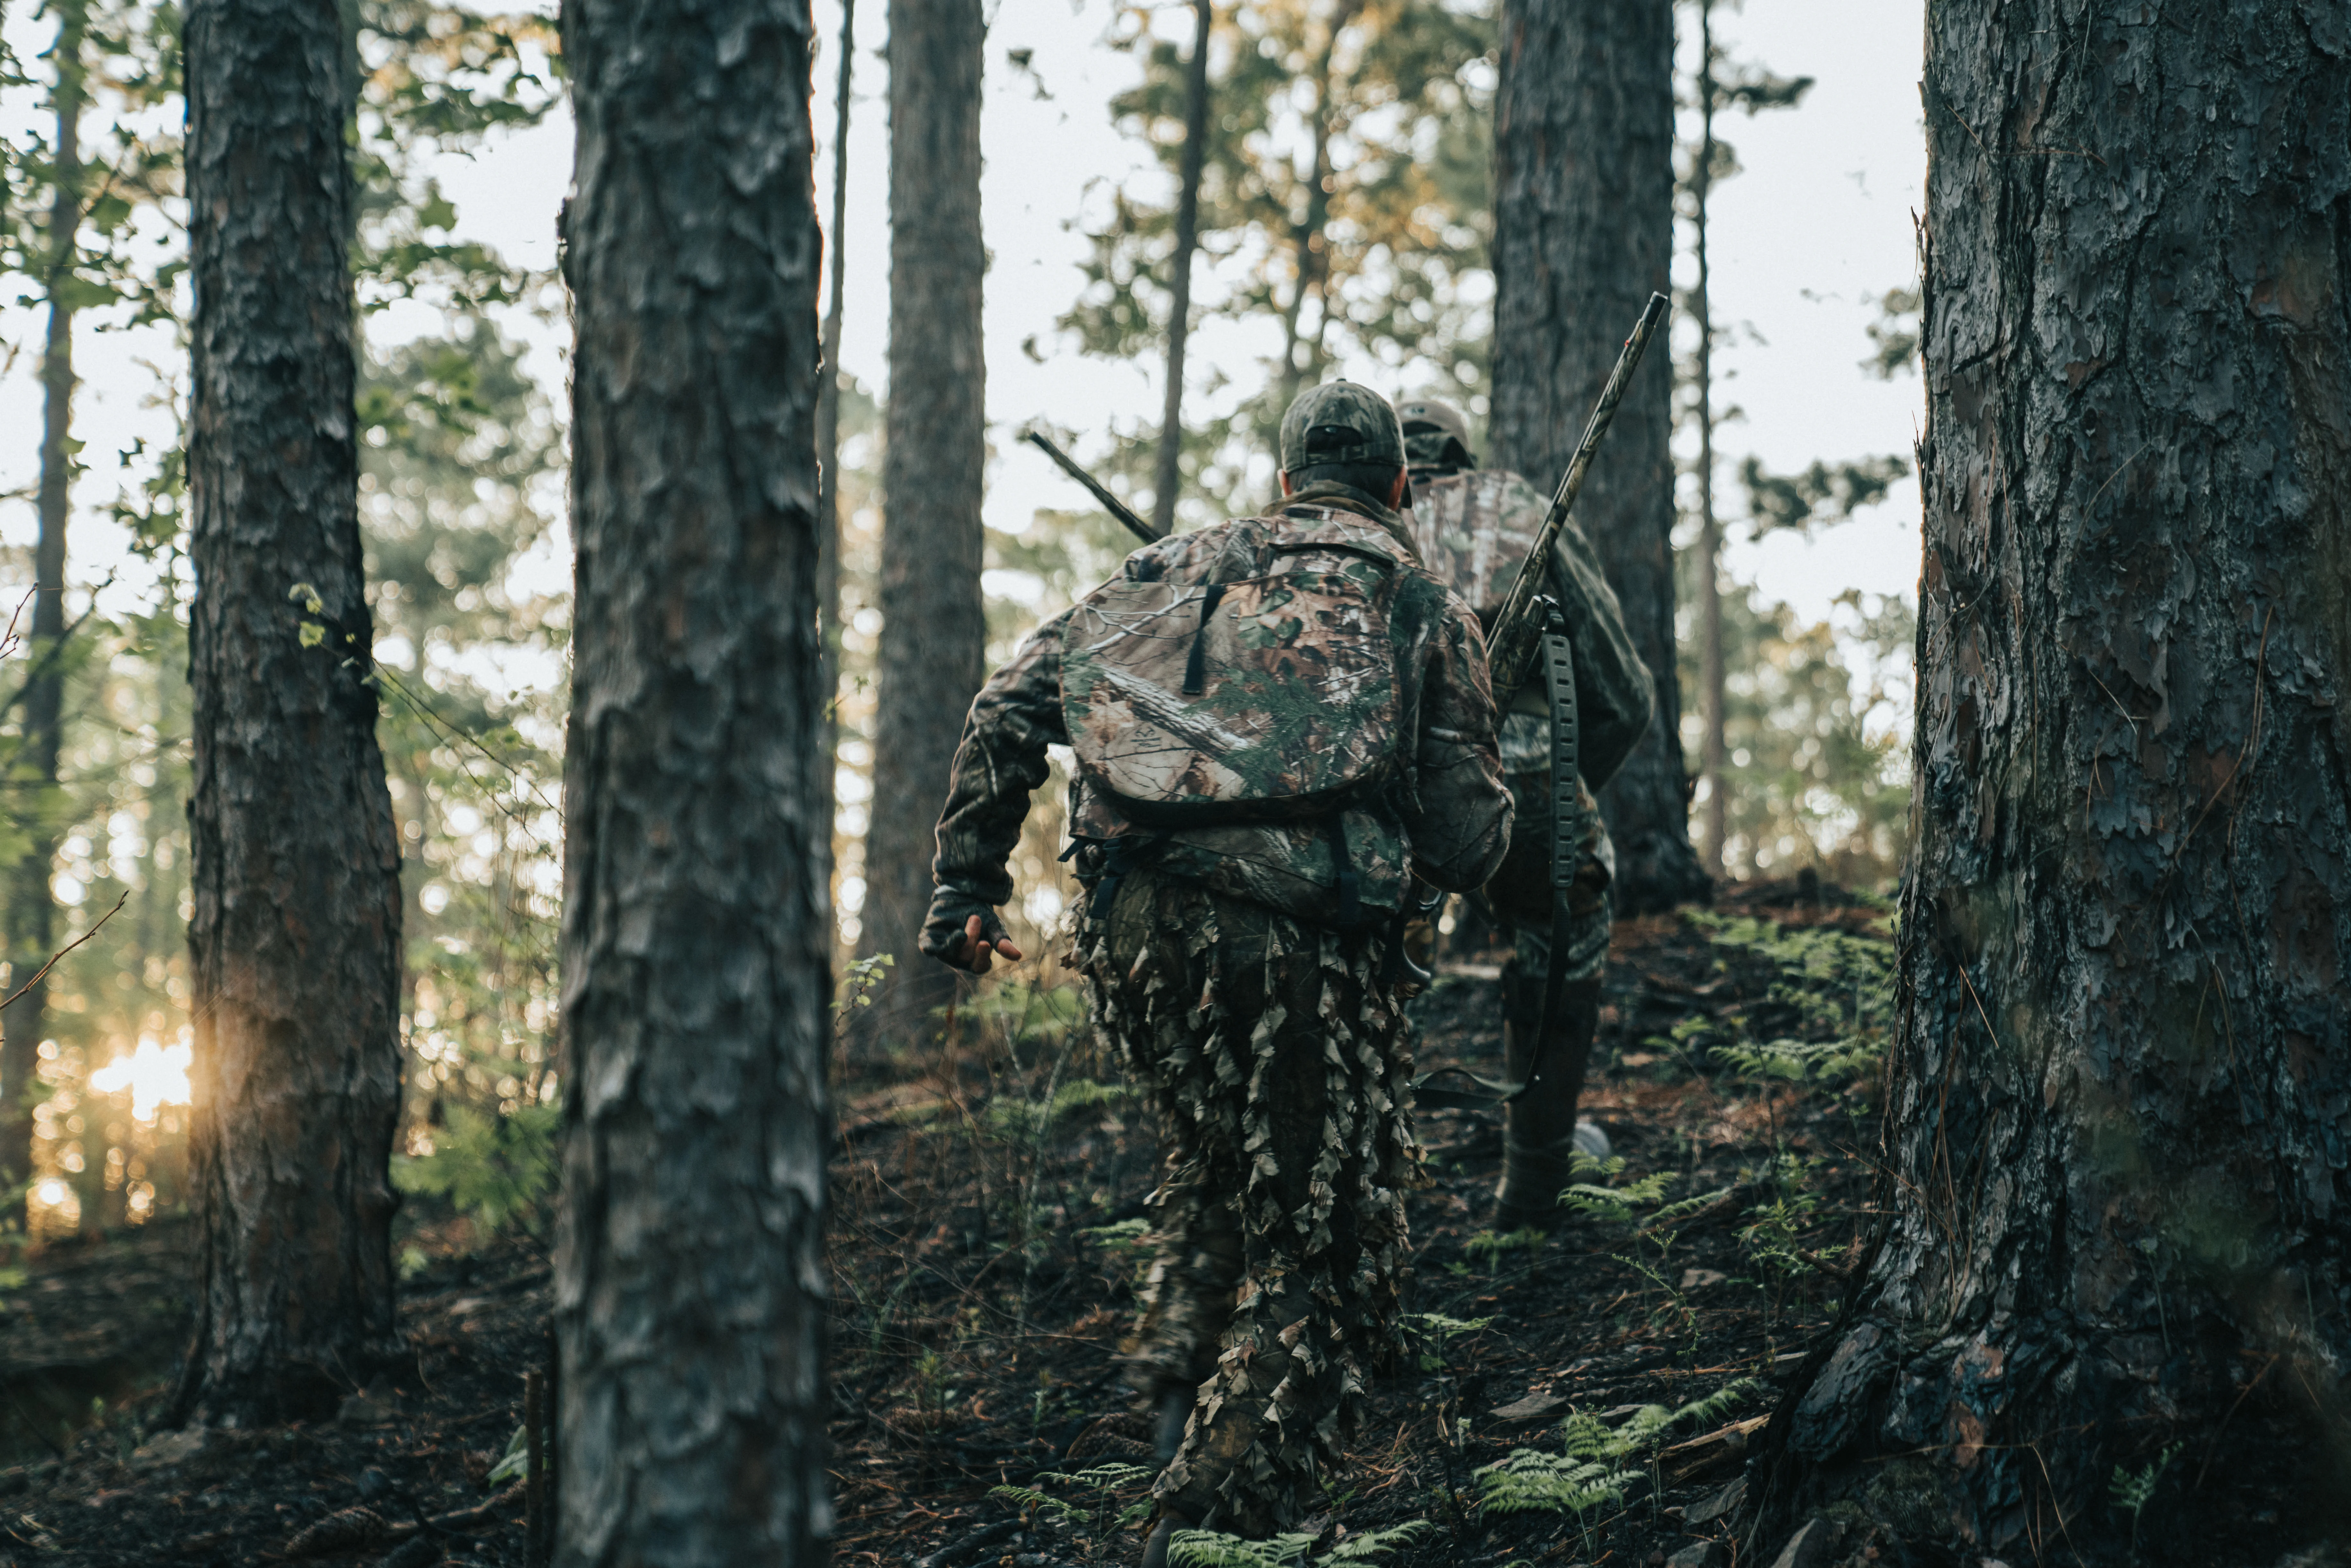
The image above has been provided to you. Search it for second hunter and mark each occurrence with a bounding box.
[1397,396,1655,1226]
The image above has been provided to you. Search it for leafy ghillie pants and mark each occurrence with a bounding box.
[1077,870,1420,1536]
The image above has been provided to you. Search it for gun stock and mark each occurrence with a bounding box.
[1484,292,1670,701]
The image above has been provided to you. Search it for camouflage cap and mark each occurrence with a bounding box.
[1397,395,1475,471]
[1396,396,1470,446]
[1279,381,1405,475]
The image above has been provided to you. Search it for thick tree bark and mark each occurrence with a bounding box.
[1489,0,1705,914]
[858,0,986,1036]
[176,0,404,1426]
[1150,0,1211,538]
[1753,6,2351,1559]
[3,1,84,1225]
[555,0,830,1560]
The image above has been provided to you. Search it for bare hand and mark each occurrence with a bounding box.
[950,913,1023,974]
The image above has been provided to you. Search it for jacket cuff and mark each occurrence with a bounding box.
[919,890,1009,966]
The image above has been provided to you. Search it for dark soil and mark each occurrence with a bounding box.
[10,882,2320,1566]
[0,1224,550,1567]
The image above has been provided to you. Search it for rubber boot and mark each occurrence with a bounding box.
[1493,978,1602,1229]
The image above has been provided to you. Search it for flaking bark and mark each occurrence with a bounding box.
[176,0,405,1426]
[858,0,988,1036]
[554,0,831,1560]
[1753,5,2351,1556]
[1488,0,1704,914]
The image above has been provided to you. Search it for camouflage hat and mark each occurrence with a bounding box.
[1279,381,1405,475]
[1397,395,1475,471]
[1396,396,1470,446]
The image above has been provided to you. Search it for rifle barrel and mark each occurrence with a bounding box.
[1486,291,1671,699]
[1022,430,1166,545]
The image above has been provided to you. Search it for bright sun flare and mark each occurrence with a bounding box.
[90,1038,193,1121]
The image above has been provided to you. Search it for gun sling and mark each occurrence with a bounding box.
[1414,611,1582,1112]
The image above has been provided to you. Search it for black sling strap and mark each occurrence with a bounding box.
[1414,606,1583,1111]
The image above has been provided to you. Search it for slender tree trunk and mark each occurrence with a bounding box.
[1752,8,2351,1560]
[3,1,84,1226]
[857,0,986,1040]
[175,0,405,1426]
[555,0,829,1557]
[1489,0,1705,914]
[1151,0,1211,537]
[1691,0,1725,881]
[814,0,854,903]
[1273,0,1352,426]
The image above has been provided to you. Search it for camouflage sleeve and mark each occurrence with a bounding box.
[919,612,1073,964]
[1403,596,1514,892]
[1547,521,1654,789]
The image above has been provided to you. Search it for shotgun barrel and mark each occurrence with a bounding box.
[1022,429,1165,546]
[1483,291,1670,701]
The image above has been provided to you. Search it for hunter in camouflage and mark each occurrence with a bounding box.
[922,383,1512,1557]
[1397,397,1655,1226]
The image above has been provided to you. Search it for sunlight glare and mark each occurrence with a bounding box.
[90,1037,194,1121]
[33,1179,68,1209]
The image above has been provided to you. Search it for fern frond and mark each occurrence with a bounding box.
[1321,1521,1433,1562]
[989,1485,1079,1520]
[1167,1529,1316,1568]
[1473,1448,1635,1518]
[1672,1377,1760,1429]
[1037,1462,1156,1492]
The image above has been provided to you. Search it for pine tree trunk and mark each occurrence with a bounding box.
[1489,0,1705,914]
[3,1,83,1226]
[858,0,986,1038]
[1753,7,2351,1557]
[1151,0,1212,537]
[555,0,830,1559]
[815,0,854,902]
[1691,5,1725,882]
[175,0,405,1426]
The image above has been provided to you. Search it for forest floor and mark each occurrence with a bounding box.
[9,879,2293,1568]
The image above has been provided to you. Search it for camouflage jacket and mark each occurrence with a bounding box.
[920,481,1513,960]
[1406,469,1654,788]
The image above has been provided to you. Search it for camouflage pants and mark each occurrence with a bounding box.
[1076,871,1418,1536]
[1485,769,1614,1005]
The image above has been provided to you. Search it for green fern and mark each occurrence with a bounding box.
[1167,1521,1430,1568]
[1320,1521,1434,1562]
[1475,1378,1762,1520]
[1675,1377,1761,1429]
[1463,1226,1549,1274]
[1035,1463,1158,1492]
[1473,1449,1637,1518]
[1167,1530,1318,1568]
[996,1462,1158,1550]
[1399,1310,1494,1372]
[1712,1035,1882,1084]
[2109,1441,2182,1553]
[990,1484,1080,1521]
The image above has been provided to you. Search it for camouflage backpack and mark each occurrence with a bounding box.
[1059,514,1409,826]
